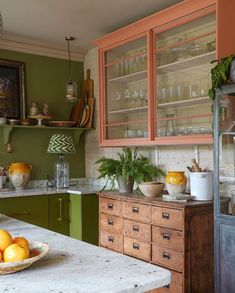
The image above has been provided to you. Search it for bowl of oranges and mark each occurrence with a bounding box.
[0,229,49,275]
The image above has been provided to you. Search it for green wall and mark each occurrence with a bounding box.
[0,49,85,179]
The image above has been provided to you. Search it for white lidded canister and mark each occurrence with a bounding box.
[190,172,213,200]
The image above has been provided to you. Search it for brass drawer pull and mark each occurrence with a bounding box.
[133,243,139,250]
[108,219,113,225]
[163,232,170,240]
[9,211,31,217]
[108,236,114,242]
[162,212,170,220]
[163,251,171,260]
[58,198,63,221]
[132,225,139,232]
[163,284,170,289]
[132,207,139,213]
[107,203,113,209]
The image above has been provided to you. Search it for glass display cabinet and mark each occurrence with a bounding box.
[154,13,215,143]
[213,84,235,293]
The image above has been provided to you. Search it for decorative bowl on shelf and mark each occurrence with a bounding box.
[139,182,165,197]
[0,241,49,275]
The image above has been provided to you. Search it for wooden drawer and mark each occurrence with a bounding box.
[152,244,183,272]
[124,219,151,242]
[152,226,183,252]
[123,201,150,223]
[124,237,151,261]
[100,197,122,216]
[100,213,123,235]
[148,271,183,293]
[100,231,123,253]
[151,206,183,231]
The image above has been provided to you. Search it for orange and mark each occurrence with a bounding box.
[0,229,13,252]
[13,237,29,248]
[3,243,29,262]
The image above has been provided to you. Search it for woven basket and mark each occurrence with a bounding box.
[0,241,49,275]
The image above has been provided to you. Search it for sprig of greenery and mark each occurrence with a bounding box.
[95,147,165,190]
[208,54,234,100]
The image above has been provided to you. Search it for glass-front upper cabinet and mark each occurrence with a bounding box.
[215,85,235,217]
[101,35,149,143]
[154,13,216,143]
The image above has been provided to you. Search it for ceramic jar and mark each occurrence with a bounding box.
[165,171,187,195]
[9,163,32,190]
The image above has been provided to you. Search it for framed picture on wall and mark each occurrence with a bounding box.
[0,59,26,119]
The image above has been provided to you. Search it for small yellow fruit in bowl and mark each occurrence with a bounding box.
[139,182,165,197]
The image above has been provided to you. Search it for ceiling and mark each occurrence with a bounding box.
[0,0,182,52]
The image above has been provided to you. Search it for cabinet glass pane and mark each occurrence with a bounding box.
[103,36,148,140]
[155,13,215,138]
[219,94,235,217]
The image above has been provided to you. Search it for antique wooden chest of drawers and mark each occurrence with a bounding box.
[98,192,214,293]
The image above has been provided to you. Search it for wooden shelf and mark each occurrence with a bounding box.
[157,51,216,74]
[0,124,93,147]
[109,106,148,115]
[108,70,147,83]
[158,96,211,109]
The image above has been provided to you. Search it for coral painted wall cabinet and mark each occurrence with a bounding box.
[94,0,235,147]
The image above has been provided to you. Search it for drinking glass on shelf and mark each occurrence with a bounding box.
[165,113,176,136]
[174,84,181,101]
[167,85,174,103]
[189,79,200,99]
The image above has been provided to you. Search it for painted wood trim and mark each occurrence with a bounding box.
[93,0,215,49]
[0,35,86,61]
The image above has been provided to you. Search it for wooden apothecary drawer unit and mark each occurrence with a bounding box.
[99,192,214,293]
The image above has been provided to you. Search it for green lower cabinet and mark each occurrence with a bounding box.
[0,195,49,229]
[70,193,99,246]
[48,193,70,236]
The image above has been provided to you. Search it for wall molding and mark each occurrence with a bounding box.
[0,34,87,61]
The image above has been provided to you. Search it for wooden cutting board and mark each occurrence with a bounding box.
[82,69,94,98]
[84,97,95,128]
[69,97,85,126]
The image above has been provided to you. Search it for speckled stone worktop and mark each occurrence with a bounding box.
[0,215,170,293]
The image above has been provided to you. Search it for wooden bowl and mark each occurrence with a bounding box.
[0,241,49,275]
[139,182,165,197]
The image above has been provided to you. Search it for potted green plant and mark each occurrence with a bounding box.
[208,54,235,100]
[95,147,165,193]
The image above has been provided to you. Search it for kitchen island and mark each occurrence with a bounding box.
[0,215,170,293]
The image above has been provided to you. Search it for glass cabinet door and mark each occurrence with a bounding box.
[217,88,235,217]
[102,36,148,141]
[154,13,216,140]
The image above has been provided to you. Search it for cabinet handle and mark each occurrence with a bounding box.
[9,211,31,217]
[163,284,170,289]
[107,203,113,210]
[163,251,171,260]
[108,236,114,242]
[163,232,170,240]
[108,219,113,225]
[132,207,139,213]
[133,243,139,250]
[162,212,170,220]
[58,198,63,221]
[132,225,139,232]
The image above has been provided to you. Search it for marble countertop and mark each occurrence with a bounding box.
[0,215,170,293]
[0,185,102,198]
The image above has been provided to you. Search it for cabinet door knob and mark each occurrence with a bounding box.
[163,251,171,260]
[108,219,113,225]
[132,207,139,213]
[163,232,170,240]
[107,203,113,209]
[162,212,170,219]
[108,236,114,242]
[132,225,139,232]
[133,243,139,250]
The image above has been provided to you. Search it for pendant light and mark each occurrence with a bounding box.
[65,36,77,102]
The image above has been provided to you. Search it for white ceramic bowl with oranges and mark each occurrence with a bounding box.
[0,229,49,274]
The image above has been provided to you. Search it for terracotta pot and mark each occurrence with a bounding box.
[165,171,187,195]
[9,163,32,190]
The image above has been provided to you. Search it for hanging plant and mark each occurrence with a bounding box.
[208,54,235,100]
